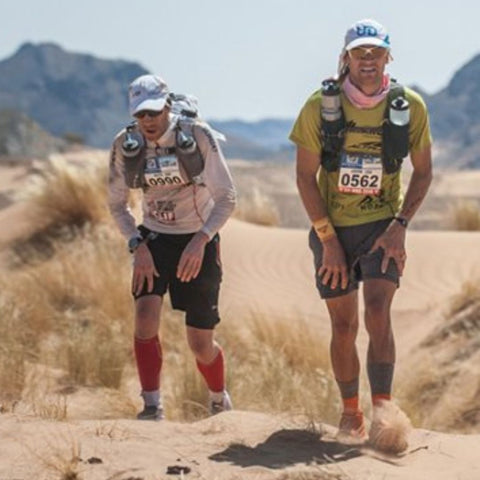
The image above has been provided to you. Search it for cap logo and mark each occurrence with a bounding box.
[356,25,378,37]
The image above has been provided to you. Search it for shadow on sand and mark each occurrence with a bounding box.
[209,428,362,469]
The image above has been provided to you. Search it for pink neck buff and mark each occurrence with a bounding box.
[342,74,390,109]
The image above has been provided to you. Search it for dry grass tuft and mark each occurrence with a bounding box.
[33,434,83,480]
[11,155,111,264]
[448,200,480,231]
[24,155,110,229]
[233,186,280,226]
[93,421,134,440]
[398,278,480,432]
[446,279,480,317]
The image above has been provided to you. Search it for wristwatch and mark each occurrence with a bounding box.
[394,216,409,228]
[128,235,144,253]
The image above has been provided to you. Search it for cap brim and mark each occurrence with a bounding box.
[130,97,168,116]
[346,38,390,50]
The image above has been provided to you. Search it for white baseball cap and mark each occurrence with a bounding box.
[128,75,170,116]
[344,19,391,51]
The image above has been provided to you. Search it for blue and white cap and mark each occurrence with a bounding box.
[128,75,170,116]
[344,19,391,51]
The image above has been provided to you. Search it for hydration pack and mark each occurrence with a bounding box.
[120,93,223,189]
[320,79,410,174]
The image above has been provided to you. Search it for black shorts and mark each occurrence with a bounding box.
[309,218,399,299]
[135,226,222,329]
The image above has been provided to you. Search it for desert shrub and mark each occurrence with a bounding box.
[233,186,280,226]
[448,200,480,231]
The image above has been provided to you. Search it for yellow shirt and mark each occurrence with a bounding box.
[289,86,432,226]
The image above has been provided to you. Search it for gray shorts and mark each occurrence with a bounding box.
[308,218,399,299]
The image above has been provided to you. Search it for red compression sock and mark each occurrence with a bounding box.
[134,335,162,391]
[196,347,225,393]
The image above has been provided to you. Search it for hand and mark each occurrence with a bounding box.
[177,232,209,282]
[318,236,349,290]
[370,221,407,275]
[132,243,159,295]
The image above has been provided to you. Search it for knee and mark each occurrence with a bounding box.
[364,297,392,339]
[364,294,390,322]
[135,304,158,338]
[331,315,358,341]
[188,336,216,363]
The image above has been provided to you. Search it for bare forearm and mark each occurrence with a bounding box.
[399,169,432,221]
[297,174,329,222]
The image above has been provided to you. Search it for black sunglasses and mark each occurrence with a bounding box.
[134,109,164,119]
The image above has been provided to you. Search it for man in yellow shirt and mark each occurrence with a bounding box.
[290,19,432,452]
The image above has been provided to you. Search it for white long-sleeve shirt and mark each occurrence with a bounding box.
[108,115,236,240]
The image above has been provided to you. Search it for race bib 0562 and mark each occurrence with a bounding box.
[338,153,382,195]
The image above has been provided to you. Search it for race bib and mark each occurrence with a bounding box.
[144,155,186,187]
[338,153,382,195]
[150,200,176,223]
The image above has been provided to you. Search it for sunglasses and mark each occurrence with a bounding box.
[134,109,164,119]
[348,46,388,60]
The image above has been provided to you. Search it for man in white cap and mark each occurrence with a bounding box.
[108,74,236,420]
[290,19,432,452]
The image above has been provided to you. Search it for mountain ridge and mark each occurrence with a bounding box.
[0,42,479,166]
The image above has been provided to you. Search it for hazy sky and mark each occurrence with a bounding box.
[3,0,479,120]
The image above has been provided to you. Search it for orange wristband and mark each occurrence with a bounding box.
[313,217,336,242]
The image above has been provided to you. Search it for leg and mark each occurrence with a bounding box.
[187,325,232,413]
[186,326,219,364]
[187,326,224,392]
[134,295,164,419]
[326,290,360,408]
[135,294,162,339]
[327,290,367,442]
[363,278,396,404]
[363,279,411,453]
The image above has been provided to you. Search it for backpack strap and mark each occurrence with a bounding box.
[175,119,205,185]
[120,122,147,189]
[319,79,346,172]
[382,80,410,174]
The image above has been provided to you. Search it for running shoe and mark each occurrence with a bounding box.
[136,404,164,421]
[336,411,368,445]
[369,401,410,454]
[209,390,233,415]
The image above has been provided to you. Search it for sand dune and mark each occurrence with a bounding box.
[1,410,479,479]
[221,219,480,361]
[1,158,480,479]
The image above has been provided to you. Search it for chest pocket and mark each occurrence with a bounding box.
[144,155,187,187]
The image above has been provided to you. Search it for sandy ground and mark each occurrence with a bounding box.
[1,158,480,479]
[1,411,479,480]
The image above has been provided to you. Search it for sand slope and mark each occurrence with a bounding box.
[1,159,480,479]
[1,410,480,479]
[221,219,480,361]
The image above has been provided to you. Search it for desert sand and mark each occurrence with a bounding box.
[1,158,480,479]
